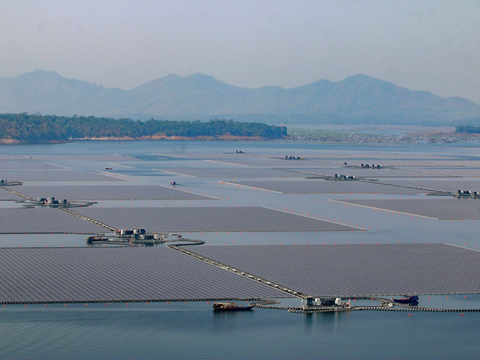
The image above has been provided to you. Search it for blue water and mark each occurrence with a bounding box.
[2,139,480,359]
[0,301,479,360]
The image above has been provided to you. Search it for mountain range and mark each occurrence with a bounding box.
[1,70,479,125]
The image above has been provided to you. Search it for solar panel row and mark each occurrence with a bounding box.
[190,244,480,297]
[338,199,480,220]
[0,247,287,303]
[0,171,123,182]
[0,161,63,170]
[232,180,424,194]
[0,208,106,234]
[73,207,357,232]
[15,185,213,201]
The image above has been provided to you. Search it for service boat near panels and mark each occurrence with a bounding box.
[213,302,254,311]
[393,295,419,304]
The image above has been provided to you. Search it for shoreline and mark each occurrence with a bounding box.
[0,134,272,145]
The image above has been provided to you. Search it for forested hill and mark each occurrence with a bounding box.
[2,70,480,125]
[455,125,480,134]
[0,113,287,143]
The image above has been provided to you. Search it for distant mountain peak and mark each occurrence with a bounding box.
[1,70,479,124]
[19,69,63,79]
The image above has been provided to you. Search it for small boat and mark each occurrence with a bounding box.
[393,295,419,304]
[213,302,253,311]
[86,235,111,244]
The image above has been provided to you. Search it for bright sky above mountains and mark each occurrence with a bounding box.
[1,0,479,104]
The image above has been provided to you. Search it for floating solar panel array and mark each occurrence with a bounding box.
[0,189,23,201]
[74,207,356,232]
[15,185,213,201]
[156,168,307,178]
[277,167,450,178]
[341,160,466,168]
[263,152,455,161]
[232,180,424,194]
[0,161,64,170]
[0,155,25,160]
[309,152,457,161]
[381,180,480,193]
[0,208,106,234]
[0,171,123,182]
[154,153,258,159]
[0,247,287,303]
[337,199,480,220]
[190,244,480,297]
[26,154,137,161]
[208,158,331,167]
[415,168,480,177]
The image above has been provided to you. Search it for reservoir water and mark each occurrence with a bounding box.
[1,139,480,359]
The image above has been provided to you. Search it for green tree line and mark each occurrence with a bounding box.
[455,125,480,134]
[0,113,287,142]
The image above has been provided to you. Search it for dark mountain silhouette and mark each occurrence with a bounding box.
[1,70,479,124]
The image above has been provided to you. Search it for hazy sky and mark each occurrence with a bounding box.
[1,0,479,103]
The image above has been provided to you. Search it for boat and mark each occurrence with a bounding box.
[213,302,253,311]
[393,295,419,304]
[86,235,111,244]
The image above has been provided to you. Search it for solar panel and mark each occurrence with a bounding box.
[336,199,480,220]
[232,180,424,194]
[0,247,287,303]
[276,167,450,178]
[189,243,480,297]
[0,171,123,182]
[0,189,23,201]
[414,168,480,178]
[381,180,480,193]
[155,168,307,178]
[0,208,106,234]
[73,207,357,232]
[15,185,213,201]
[0,161,63,170]
[26,154,137,161]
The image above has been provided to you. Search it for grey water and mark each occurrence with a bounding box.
[1,139,480,359]
[1,300,479,360]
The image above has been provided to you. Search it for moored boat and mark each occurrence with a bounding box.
[393,295,419,304]
[86,235,111,244]
[213,302,253,311]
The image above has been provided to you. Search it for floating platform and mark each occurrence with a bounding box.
[14,185,214,201]
[188,243,480,297]
[0,247,286,304]
[73,206,358,232]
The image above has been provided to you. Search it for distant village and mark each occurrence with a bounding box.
[288,132,477,144]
